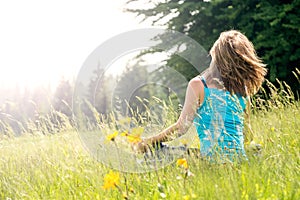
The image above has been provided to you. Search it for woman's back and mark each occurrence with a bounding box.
[137,30,266,163]
[193,76,247,161]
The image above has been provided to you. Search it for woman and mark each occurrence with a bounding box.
[137,30,267,161]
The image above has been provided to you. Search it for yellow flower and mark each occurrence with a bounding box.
[123,127,144,144]
[102,170,120,190]
[129,187,135,193]
[120,131,129,137]
[122,192,128,200]
[183,195,190,200]
[126,134,142,144]
[177,158,188,169]
[106,131,118,142]
[270,127,275,131]
[259,140,264,146]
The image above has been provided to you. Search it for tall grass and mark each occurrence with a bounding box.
[0,72,299,199]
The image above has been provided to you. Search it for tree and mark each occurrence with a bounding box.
[87,65,115,115]
[126,0,300,94]
[114,62,151,117]
[53,78,73,117]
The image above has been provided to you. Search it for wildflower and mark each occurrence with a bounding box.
[122,192,128,200]
[129,187,135,194]
[183,195,190,200]
[102,170,120,190]
[123,127,144,144]
[126,134,142,144]
[270,127,275,131]
[259,140,264,146]
[177,158,188,169]
[120,131,129,137]
[106,131,118,142]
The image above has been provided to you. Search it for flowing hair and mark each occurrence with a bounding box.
[209,30,267,97]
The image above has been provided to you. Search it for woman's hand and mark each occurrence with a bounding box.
[133,139,151,154]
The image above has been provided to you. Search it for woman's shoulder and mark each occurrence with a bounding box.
[189,76,203,84]
[188,76,204,90]
[188,76,204,96]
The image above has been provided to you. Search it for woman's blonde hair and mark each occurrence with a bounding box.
[210,30,267,97]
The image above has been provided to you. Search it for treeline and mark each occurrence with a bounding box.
[0,79,74,136]
[0,60,182,136]
[0,65,299,137]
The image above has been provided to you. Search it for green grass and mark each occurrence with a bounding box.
[0,102,299,200]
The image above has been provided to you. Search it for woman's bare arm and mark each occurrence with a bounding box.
[139,77,204,149]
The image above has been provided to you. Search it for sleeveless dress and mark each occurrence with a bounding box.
[193,76,247,161]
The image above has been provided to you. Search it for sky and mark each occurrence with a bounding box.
[0,0,155,89]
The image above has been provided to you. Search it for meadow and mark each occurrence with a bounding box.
[0,81,299,200]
